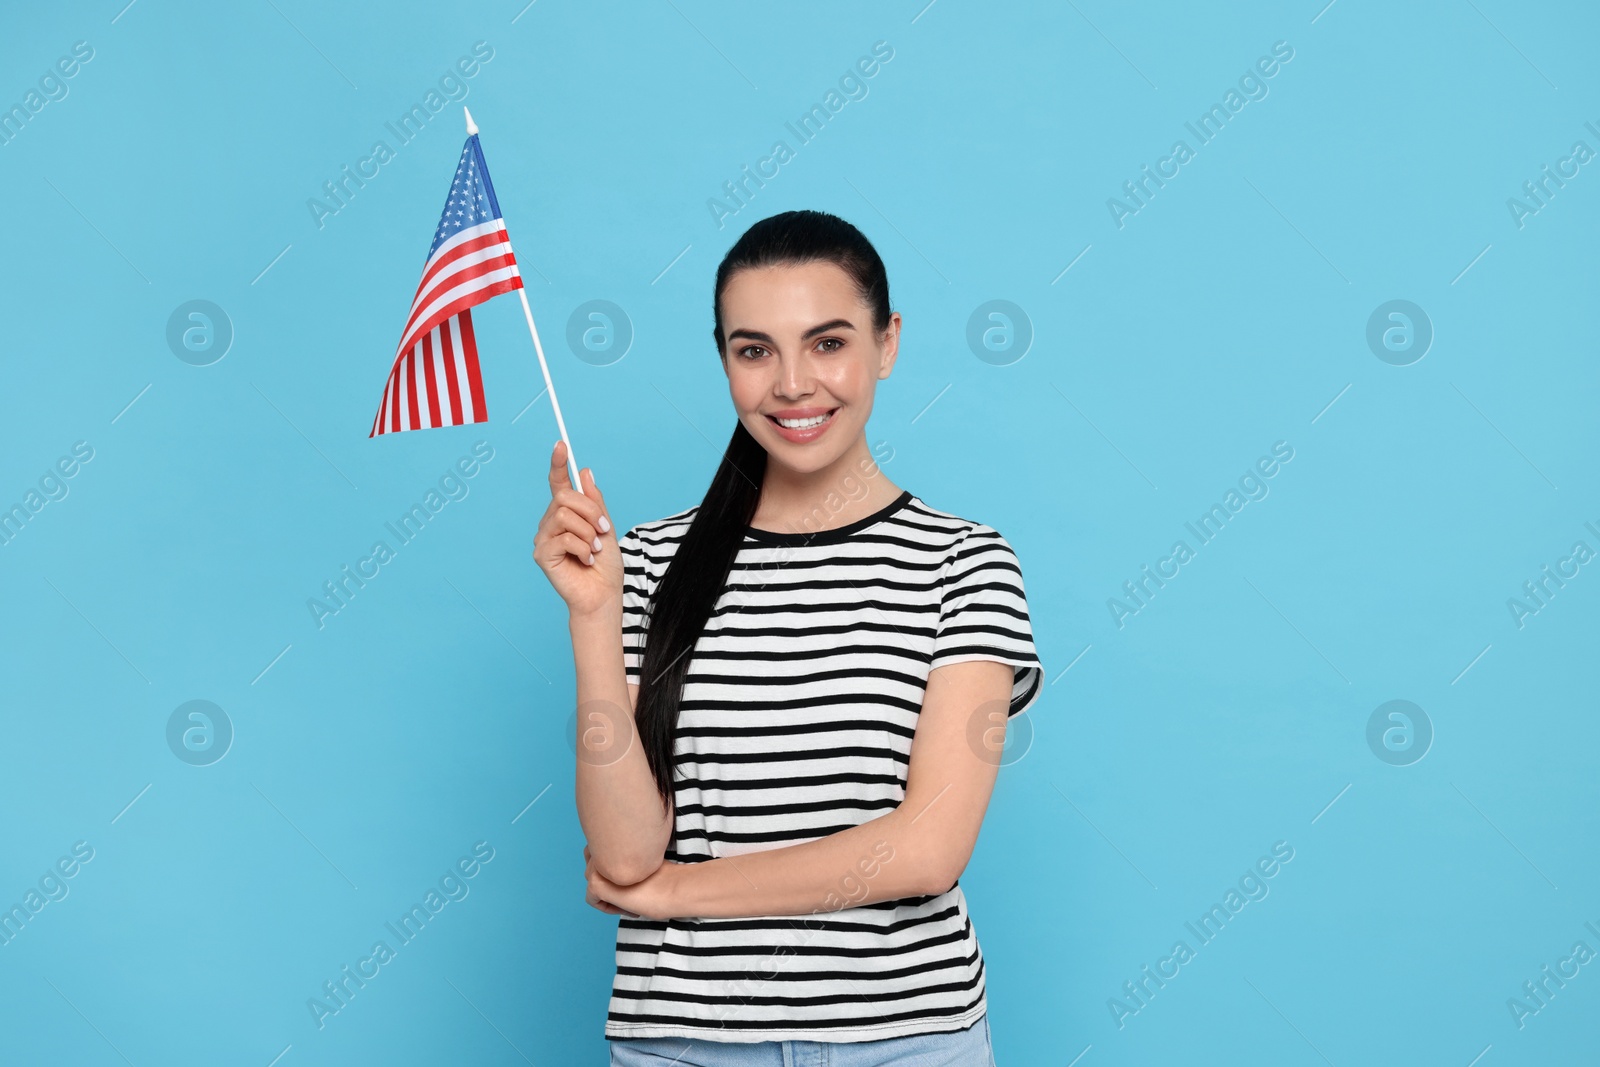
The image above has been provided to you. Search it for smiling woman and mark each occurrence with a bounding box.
[532,210,1039,1066]
[720,261,892,473]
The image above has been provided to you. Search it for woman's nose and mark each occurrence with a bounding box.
[775,353,814,396]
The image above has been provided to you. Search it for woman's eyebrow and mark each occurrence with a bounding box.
[727,318,857,344]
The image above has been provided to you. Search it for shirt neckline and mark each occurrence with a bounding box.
[743,489,914,546]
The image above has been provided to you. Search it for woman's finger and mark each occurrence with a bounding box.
[586,874,626,914]
[544,442,607,529]
[552,482,609,538]
[552,505,600,555]
[546,440,571,497]
[549,531,596,567]
[578,467,612,536]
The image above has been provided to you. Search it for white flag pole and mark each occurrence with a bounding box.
[465,106,583,492]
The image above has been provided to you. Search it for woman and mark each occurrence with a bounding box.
[535,210,1043,1066]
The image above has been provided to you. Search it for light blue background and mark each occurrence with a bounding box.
[2,1,1596,1064]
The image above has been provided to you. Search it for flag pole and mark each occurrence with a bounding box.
[464,106,583,493]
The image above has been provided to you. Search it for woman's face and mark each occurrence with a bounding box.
[717,260,899,476]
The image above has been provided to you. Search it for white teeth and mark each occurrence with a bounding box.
[775,411,831,429]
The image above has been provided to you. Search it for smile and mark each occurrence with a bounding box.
[773,411,832,428]
[764,408,839,442]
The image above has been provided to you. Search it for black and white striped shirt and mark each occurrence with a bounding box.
[606,489,1043,1043]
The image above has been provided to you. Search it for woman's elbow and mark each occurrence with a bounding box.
[920,851,968,897]
[594,848,665,886]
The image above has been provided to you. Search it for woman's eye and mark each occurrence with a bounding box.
[738,346,767,360]
[818,338,843,352]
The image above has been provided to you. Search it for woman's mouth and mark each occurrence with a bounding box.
[765,408,839,443]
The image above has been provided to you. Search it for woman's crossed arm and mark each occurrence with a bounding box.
[583,658,1015,920]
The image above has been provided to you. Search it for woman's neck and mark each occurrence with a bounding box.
[749,439,902,535]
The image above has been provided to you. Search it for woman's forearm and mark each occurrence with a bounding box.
[570,603,672,885]
[666,808,946,920]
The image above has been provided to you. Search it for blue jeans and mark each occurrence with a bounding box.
[608,1015,995,1066]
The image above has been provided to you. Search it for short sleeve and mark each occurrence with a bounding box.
[619,527,654,684]
[930,524,1044,718]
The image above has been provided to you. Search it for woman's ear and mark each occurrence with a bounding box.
[878,312,902,377]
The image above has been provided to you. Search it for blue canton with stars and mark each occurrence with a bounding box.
[426,134,507,261]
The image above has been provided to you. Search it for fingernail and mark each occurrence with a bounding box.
[592,536,603,552]
[587,552,594,565]
[598,514,611,533]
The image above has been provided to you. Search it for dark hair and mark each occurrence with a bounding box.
[633,209,893,805]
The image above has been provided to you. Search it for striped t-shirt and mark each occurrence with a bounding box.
[605,488,1044,1043]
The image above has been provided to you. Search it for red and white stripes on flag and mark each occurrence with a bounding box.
[369,218,523,436]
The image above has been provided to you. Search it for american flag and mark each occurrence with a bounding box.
[369,132,523,436]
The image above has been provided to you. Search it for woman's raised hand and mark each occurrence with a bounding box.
[534,440,622,617]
